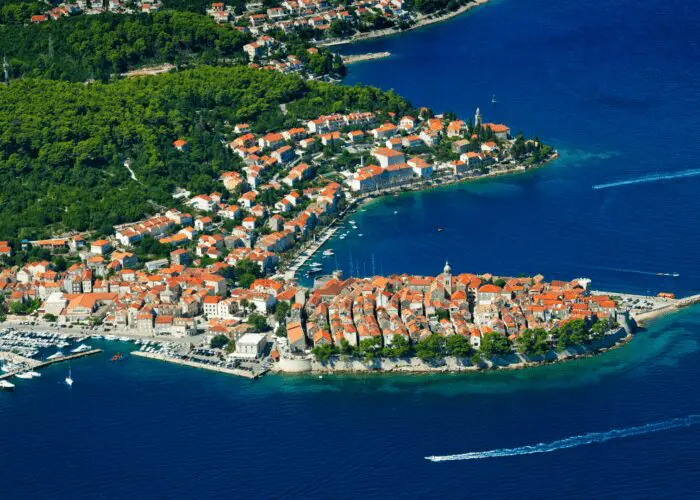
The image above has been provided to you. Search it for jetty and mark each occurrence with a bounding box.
[131,350,260,379]
[342,52,391,65]
[0,349,102,381]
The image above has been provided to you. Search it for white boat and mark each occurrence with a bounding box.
[46,351,64,360]
[119,337,130,342]
[65,364,74,387]
[394,210,398,214]
[0,380,15,390]
[322,249,334,257]
[71,344,92,354]
[105,335,118,341]
[15,372,33,380]
[27,371,41,378]
[358,233,364,237]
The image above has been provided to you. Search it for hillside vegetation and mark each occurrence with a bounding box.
[0,66,412,240]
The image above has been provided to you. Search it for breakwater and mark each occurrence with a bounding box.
[342,52,391,64]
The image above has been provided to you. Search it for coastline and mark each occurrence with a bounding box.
[320,0,491,48]
[285,152,559,282]
[274,327,633,376]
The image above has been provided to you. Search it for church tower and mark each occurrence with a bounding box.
[441,260,453,296]
[474,107,482,128]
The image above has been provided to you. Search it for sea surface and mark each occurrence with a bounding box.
[3,0,700,498]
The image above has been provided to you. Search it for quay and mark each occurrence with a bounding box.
[0,349,102,381]
[131,350,260,379]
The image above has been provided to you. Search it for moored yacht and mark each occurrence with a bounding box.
[0,380,15,390]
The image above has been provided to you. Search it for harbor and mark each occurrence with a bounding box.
[0,348,102,383]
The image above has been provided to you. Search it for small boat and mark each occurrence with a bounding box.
[437,227,444,232]
[71,344,92,354]
[111,353,123,362]
[310,262,323,268]
[119,336,130,342]
[322,249,334,257]
[358,233,364,237]
[15,372,33,380]
[27,371,41,378]
[0,380,15,391]
[105,335,118,341]
[46,351,64,360]
[65,365,74,387]
[393,210,398,215]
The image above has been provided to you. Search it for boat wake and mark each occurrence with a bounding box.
[592,168,700,190]
[425,415,700,462]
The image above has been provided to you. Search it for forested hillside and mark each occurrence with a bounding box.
[0,66,413,240]
[0,11,251,81]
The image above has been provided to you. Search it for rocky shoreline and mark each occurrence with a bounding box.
[274,327,632,375]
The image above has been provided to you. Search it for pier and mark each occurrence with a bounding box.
[341,52,391,65]
[0,349,102,380]
[131,350,260,379]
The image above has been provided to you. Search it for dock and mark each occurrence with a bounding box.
[131,350,259,379]
[0,349,102,380]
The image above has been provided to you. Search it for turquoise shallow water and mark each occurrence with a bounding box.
[3,0,700,497]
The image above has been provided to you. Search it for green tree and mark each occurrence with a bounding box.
[480,332,512,358]
[382,335,411,358]
[311,343,337,362]
[274,301,290,324]
[358,336,381,361]
[247,313,269,332]
[414,334,445,361]
[445,334,472,357]
[210,334,230,349]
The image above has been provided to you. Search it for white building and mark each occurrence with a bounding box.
[233,333,267,359]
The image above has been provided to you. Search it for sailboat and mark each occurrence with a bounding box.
[65,363,74,387]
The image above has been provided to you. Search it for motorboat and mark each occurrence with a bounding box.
[15,372,33,380]
[71,344,92,354]
[27,371,41,378]
[322,249,334,257]
[46,351,64,360]
[0,380,15,391]
[65,365,74,387]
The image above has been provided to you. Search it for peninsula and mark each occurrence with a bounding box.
[0,0,689,384]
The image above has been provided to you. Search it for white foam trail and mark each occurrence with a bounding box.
[592,168,700,190]
[426,415,700,462]
[587,265,660,276]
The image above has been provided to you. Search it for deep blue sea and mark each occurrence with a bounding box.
[3,0,700,498]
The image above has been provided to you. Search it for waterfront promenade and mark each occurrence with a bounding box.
[131,350,260,379]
